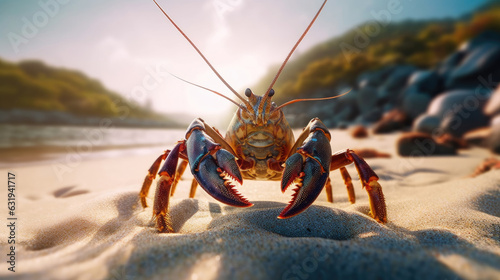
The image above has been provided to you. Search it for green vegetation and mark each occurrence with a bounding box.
[0,58,179,126]
[252,1,500,105]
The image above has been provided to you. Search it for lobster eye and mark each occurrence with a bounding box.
[245,88,252,97]
[269,89,275,97]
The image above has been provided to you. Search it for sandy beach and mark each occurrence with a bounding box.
[0,130,499,280]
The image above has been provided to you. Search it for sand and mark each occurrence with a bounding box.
[0,130,499,280]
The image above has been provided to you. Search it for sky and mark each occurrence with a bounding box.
[0,0,491,126]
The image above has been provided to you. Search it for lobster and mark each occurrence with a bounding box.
[139,0,387,233]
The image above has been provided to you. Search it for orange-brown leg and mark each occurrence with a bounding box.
[153,143,184,233]
[331,149,387,223]
[154,175,174,233]
[140,151,169,208]
[170,160,188,197]
[189,179,198,198]
[324,177,333,203]
[339,167,355,204]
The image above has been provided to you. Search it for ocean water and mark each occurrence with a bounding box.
[0,124,186,148]
[0,124,187,166]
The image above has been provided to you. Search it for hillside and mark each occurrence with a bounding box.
[0,58,182,127]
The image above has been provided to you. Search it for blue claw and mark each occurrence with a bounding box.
[279,119,331,219]
[187,128,252,208]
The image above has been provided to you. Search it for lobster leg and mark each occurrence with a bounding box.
[323,168,355,204]
[324,177,333,203]
[330,149,387,223]
[154,176,175,233]
[189,179,198,198]
[140,151,169,208]
[170,160,188,197]
[153,143,184,233]
[340,167,355,204]
[280,118,332,219]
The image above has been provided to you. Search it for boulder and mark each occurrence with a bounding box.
[484,85,500,117]
[427,89,491,119]
[357,66,396,89]
[331,89,359,125]
[440,106,490,137]
[463,127,491,148]
[437,51,466,77]
[397,132,456,156]
[332,105,357,125]
[354,108,383,126]
[402,93,432,120]
[351,125,368,138]
[377,65,418,104]
[438,31,500,80]
[356,86,379,113]
[425,90,492,137]
[373,109,409,134]
[489,115,500,154]
[446,43,500,89]
[413,114,441,135]
[337,121,349,130]
[458,31,500,53]
[404,70,442,97]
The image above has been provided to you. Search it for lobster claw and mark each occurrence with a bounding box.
[279,119,332,219]
[187,128,253,208]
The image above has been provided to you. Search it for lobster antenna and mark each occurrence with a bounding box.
[152,0,251,109]
[169,73,246,110]
[259,0,328,114]
[272,89,351,112]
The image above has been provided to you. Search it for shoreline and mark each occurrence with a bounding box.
[0,144,168,168]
